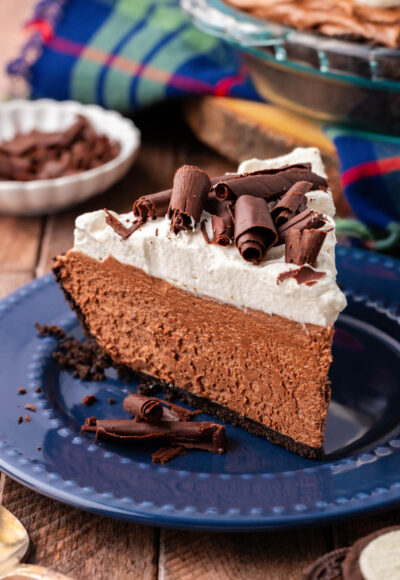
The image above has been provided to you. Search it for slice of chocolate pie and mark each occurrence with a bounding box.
[54,147,346,458]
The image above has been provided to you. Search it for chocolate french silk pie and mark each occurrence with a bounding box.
[53,148,346,458]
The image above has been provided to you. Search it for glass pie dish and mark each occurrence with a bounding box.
[182,0,400,135]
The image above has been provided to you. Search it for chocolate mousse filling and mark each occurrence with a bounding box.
[53,251,333,458]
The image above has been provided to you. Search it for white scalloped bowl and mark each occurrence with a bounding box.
[0,99,141,215]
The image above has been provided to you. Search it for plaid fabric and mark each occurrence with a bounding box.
[7,0,258,109]
[7,0,400,253]
[327,128,400,252]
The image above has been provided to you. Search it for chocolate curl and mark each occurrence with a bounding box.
[133,189,171,222]
[132,175,231,224]
[123,394,163,423]
[152,446,187,464]
[140,399,164,423]
[271,181,313,227]
[0,153,32,180]
[59,114,89,148]
[215,164,327,201]
[124,394,199,422]
[234,195,277,264]
[211,214,232,246]
[285,228,327,267]
[0,133,38,156]
[104,209,141,240]
[277,265,326,287]
[203,192,234,246]
[278,208,326,241]
[168,165,211,234]
[82,418,227,454]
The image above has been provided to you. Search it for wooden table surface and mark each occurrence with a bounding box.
[0,4,399,580]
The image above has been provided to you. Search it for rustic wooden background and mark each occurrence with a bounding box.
[0,3,399,579]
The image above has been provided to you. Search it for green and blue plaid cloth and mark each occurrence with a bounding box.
[8,0,258,109]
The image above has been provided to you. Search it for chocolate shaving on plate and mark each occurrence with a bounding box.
[82,417,227,454]
[215,164,327,201]
[124,394,200,422]
[168,165,211,234]
[152,446,187,464]
[82,394,97,407]
[285,228,327,267]
[125,395,164,423]
[234,195,277,263]
[271,180,313,227]
[140,399,164,423]
[277,265,326,287]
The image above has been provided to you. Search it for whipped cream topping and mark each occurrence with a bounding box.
[359,530,400,580]
[73,148,346,327]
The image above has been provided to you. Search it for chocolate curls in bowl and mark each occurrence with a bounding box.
[0,114,119,181]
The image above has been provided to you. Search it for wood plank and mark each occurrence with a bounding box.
[160,526,332,580]
[1,477,158,580]
[0,473,5,504]
[0,216,42,272]
[332,509,400,549]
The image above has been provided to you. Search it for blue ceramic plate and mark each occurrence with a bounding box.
[0,246,399,531]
